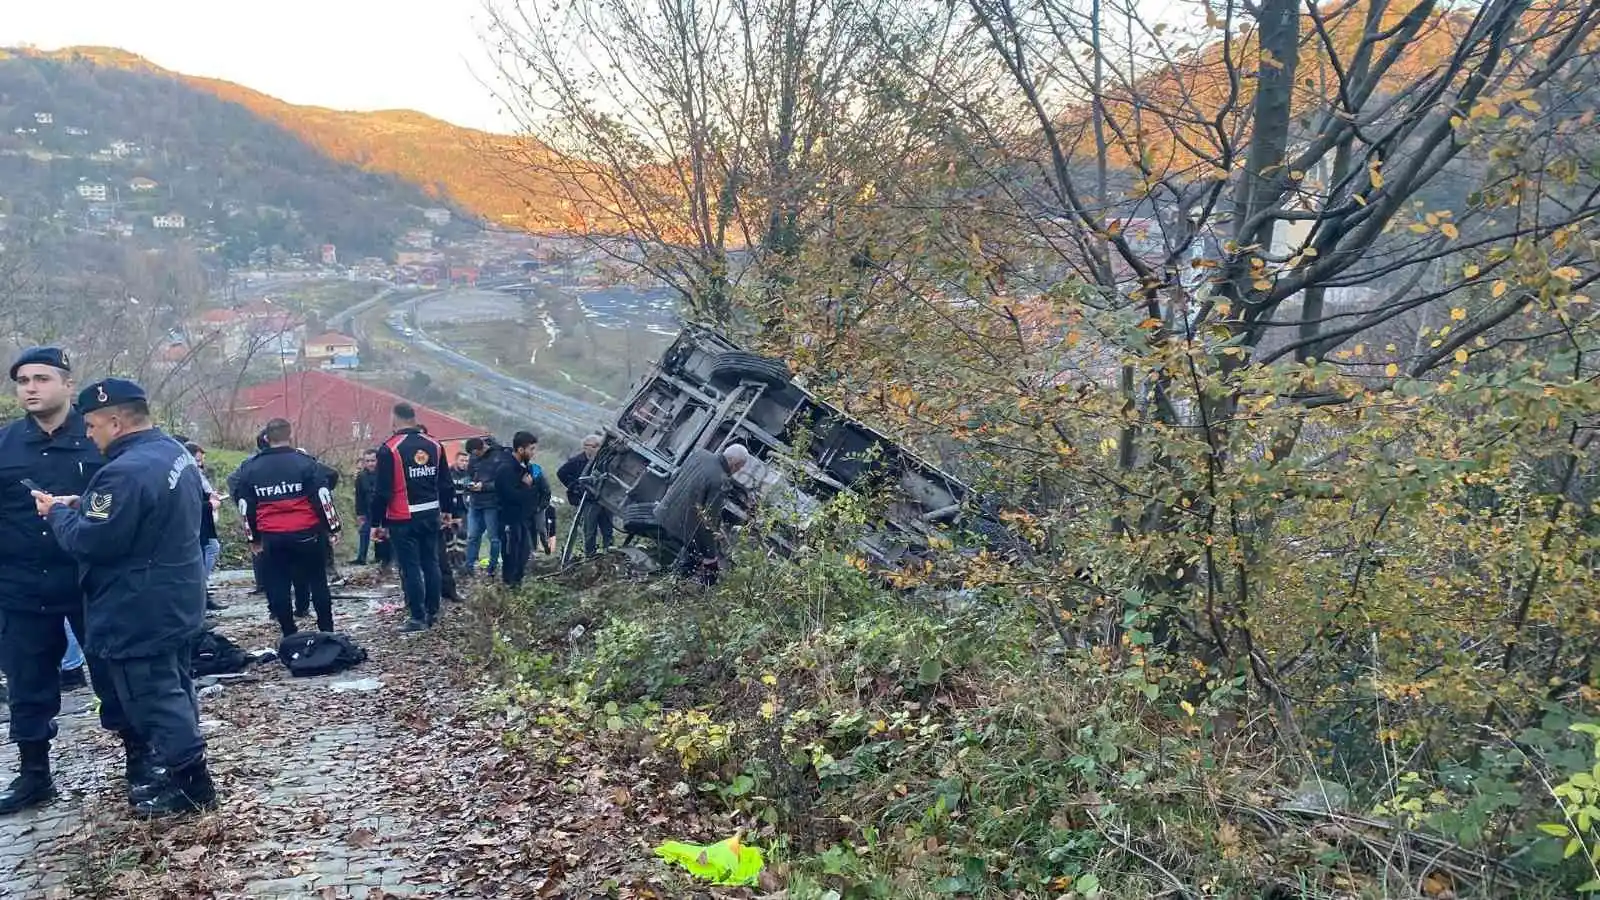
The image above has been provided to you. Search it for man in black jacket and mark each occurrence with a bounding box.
[0,348,148,815]
[38,378,214,817]
[557,434,613,557]
[351,449,377,564]
[234,420,342,635]
[372,404,454,631]
[494,432,548,587]
[462,436,503,577]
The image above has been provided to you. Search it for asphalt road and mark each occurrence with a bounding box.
[357,286,618,440]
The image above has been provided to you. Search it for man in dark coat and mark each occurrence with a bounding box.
[557,434,613,557]
[371,404,454,631]
[655,444,748,582]
[462,436,504,577]
[351,449,377,564]
[234,420,342,635]
[494,432,547,587]
[0,348,149,815]
[35,378,215,816]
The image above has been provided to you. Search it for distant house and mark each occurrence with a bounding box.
[303,332,359,368]
[128,177,159,193]
[320,244,338,266]
[221,371,483,459]
[400,228,434,249]
[422,207,452,226]
[191,302,304,359]
[33,112,52,125]
[76,182,108,202]
[152,213,186,229]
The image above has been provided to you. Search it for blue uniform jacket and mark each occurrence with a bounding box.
[46,428,205,659]
[0,411,103,614]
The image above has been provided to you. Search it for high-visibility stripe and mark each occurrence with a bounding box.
[408,500,439,513]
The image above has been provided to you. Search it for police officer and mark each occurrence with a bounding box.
[0,348,153,814]
[233,419,341,635]
[371,403,454,631]
[34,378,216,816]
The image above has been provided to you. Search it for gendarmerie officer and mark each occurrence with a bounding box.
[0,348,154,814]
[232,418,341,635]
[34,378,216,816]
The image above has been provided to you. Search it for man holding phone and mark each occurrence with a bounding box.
[0,348,152,815]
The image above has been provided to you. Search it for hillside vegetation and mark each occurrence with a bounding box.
[0,50,458,260]
[22,46,582,233]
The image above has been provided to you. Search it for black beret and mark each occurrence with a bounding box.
[9,346,71,381]
[76,378,147,414]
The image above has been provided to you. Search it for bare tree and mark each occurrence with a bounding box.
[486,0,931,322]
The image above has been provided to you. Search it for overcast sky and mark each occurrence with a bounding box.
[0,0,517,133]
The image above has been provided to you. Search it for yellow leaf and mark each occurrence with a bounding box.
[1180,700,1196,717]
[1441,223,1460,240]
[1408,223,1429,234]
[1369,158,1384,189]
[1454,348,1469,364]
[1215,302,1232,316]
[1385,363,1399,377]
[1464,263,1480,278]
[1252,278,1272,291]
[1450,307,1466,321]
[1521,98,1543,113]
[1138,317,1162,329]
[1352,343,1364,356]
[1553,266,1582,280]
[1492,280,1508,298]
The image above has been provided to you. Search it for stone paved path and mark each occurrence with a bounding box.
[0,570,490,899]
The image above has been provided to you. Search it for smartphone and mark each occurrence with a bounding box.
[20,478,43,494]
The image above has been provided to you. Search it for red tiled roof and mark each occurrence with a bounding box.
[225,371,484,457]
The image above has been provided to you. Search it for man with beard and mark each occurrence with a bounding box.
[0,348,151,814]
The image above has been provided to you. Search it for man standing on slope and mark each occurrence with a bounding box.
[233,419,342,636]
[371,404,454,632]
[35,378,215,816]
[0,348,152,814]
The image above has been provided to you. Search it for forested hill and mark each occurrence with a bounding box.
[0,49,468,261]
[11,46,574,233]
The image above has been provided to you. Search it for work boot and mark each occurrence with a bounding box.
[132,759,217,818]
[123,736,164,804]
[0,741,56,815]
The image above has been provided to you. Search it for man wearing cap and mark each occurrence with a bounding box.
[33,378,216,816]
[0,348,153,815]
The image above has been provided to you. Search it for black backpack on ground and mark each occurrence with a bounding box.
[277,632,368,677]
[192,629,250,677]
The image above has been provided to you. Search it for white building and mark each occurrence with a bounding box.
[152,214,186,229]
[422,207,452,226]
[76,183,108,202]
[33,112,52,125]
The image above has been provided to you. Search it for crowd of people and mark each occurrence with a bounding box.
[0,342,745,825]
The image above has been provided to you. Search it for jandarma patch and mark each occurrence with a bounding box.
[85,492,112,519]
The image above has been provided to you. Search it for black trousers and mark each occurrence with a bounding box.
[501,519,531,586]
[438,524,458,600]
[261,532,333,634]
[0,607,133,744]
[103,644,204,770]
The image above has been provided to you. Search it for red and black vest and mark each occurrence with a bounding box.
[373,428,451,524]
